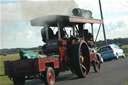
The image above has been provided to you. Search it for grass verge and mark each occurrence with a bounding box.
[0,53,19,85]
[121,45,128,56]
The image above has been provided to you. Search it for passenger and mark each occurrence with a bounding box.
[88,32,94,47]
[88,32,93,41]
[41,27,55,42]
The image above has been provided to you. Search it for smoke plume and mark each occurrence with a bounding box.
[20,0,78,20]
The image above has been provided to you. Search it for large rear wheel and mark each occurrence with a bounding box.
[71,40,90,78]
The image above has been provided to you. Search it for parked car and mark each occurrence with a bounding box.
[90,48,104,63]
[98,44,125,60]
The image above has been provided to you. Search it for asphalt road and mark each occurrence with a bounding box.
[26,57,128,85]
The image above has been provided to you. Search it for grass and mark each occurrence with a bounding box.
[121,45,128,48]
[0,53,19,85]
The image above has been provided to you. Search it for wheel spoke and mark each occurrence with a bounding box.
[80,64,87,71]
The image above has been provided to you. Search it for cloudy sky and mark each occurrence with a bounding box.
[0,0,128,49]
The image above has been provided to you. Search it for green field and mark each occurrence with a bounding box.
[0,53,19,85]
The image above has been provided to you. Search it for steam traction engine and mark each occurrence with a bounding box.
[4,8,103,85]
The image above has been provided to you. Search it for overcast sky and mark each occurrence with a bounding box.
[0,0,128,49]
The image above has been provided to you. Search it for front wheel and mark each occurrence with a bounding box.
[44,67,55,85]
[92,54,101,72]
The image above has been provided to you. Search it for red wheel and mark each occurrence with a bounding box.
[71,40,90,78]
[92,55,101,72]
[44,67,55,85]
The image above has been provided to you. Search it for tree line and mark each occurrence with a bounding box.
[96,38,128,47]
[0,38,128,55]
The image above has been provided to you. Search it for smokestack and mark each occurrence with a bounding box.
[72,8,93,18]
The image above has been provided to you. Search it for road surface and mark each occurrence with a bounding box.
[26,57,128,85]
